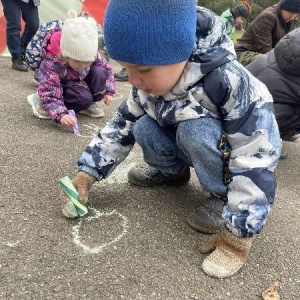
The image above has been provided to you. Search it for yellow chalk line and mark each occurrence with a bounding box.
[72,207,129,254]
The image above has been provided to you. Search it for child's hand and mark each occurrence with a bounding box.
[104,94,113,105]
[60,114,76,127]
[60,172,96,218]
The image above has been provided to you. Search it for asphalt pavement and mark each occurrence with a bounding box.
[0,57,299,300]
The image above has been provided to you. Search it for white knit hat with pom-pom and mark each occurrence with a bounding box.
[61,10,98,62]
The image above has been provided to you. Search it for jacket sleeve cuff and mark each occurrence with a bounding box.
[78,165,103,181]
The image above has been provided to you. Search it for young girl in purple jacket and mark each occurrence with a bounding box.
[27,10,116,127]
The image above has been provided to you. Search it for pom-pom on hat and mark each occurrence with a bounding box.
[280,0,300,13]
[104,0,197,66]
[60,10,98,62]
[232,4,250,19]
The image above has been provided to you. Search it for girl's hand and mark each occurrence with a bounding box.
[60,114,76,127]
[104,94,113,105]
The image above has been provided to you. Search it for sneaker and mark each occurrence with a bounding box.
[281,129,299,141]
[186,195,226,234]
[12,59,28,72]
[27,93,51,119]
[127,165,190,187]
[114,68,128,81]
[79,102,105,118]
[280,147,288,159]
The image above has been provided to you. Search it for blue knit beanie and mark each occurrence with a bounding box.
[280,0,300,13]
[104,0,197,65]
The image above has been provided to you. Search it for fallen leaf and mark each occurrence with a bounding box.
[262,282,280,300]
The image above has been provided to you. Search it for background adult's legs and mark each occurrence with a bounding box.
[1,0,22,61]
[20,1,39,56]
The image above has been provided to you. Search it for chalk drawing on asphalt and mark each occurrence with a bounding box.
[73,123,100,138]
[113,92,124,100]
[72,207,129,254]
[71,89,126,137]
[71,152,138,254]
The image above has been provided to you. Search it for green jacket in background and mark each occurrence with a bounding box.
[220,9,235,38]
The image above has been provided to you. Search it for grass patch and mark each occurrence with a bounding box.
[232,30,243,43]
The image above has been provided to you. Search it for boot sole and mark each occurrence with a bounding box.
[282,136,299,142]
[128,176,190,187]
[12,66,28,72]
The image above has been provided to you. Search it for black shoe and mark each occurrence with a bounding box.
[280,147,288,159]
[127,165,190,187]
[114,68,128,81]
[12,59,28,72]
[186,195,226,234]
[33,70,39,82]
[281,129,299,141]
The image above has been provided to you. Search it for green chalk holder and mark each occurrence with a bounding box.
[59,176,88,217]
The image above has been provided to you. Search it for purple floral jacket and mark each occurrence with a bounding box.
[37,52,116,123]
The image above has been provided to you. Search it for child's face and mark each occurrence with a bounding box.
[281,10,298,22]
[66,57,92,72]
[118,60,188,96]
[234,16,245,26]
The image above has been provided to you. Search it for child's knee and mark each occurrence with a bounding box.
[64,87,93,111]
[177,118,222,151]
[133,116,155,141]
[89,65,109,81]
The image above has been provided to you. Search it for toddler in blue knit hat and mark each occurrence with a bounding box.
[60,0,281,279]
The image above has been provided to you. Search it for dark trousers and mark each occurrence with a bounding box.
[274,103,300,132]
[1,0,39,61]
[63,65,109,112]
